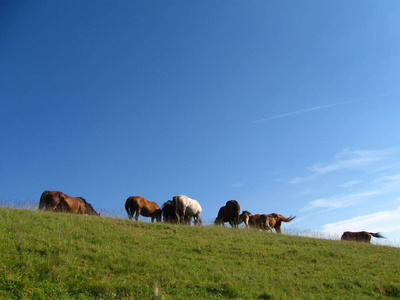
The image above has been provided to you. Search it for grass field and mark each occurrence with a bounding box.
[1,206,400,299]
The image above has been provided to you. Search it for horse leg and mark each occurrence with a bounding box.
[127,207,133,220]
[181,206,186,225]
[135,209,140,221]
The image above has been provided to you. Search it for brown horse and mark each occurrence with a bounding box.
[38,190,99,216]
[265,213,295,233]
[161,200,178,223]
[341,231,385,243]
[248,214,272,231]
[214,200,241,227]
[38,190,61,211]
[55,196,100,216]
[161,200,192,224]
[125,196,162,222]
[239,211,252,228]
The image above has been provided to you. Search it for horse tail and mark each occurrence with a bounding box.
[38,190,50,210]
[281,215,296,222]
[370,232,386,239]
[125,197,133,219]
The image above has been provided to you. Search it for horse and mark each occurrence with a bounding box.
[161,200,178,223]
[125,196,162,222]
[38,190,63,211]
[214,200,241,227]
[173,195,202,225]
[263,213,295,233]
[55,196,100,216]
[239,211,252,228]
[162,200,192,224]
[248,214,272,231]
[341,231,386,243]
[39,190,99,216]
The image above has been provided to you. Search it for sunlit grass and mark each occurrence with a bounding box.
[1,204,400,299]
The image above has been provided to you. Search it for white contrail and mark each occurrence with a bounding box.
[250,101,353,124]
[250,93,391,124]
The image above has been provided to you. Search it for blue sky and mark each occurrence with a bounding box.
[1,1,399,244]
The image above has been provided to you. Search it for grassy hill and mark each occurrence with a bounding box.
[1,207,400,299]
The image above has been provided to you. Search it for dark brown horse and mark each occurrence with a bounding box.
[125,196,162,222]
[265,213,295,233]
[341,231,385,243]
[214,200,241,227]
[161,200,192,224]
[248,214,272,231]
[161,200,178,223]
[239,211,252,228]
[38,190,99,216]
[38,190,61,211]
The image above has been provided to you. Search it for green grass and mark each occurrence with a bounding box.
[1,207,400,299]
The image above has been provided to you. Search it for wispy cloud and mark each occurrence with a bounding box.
[308,149,388,174]
[291,148,395,184]
[322,206,400,235]
[340,180,362,188]
[301,190,380,212]
[230,182,245,188]
[250,101,353,124]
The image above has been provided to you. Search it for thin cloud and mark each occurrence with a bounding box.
[322,206,400,235]
[340,180,362,188]
[291,148,394,184]
[308,149,387,174]
[301,190,380,212]
[230,182,245,188]
[250,101,353,124]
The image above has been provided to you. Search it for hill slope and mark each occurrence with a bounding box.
[1,207,399,299]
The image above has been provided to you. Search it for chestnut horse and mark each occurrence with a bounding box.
[341,231,385,243]
[248,214,272,231]
[38,190,99,216]
[38,190,61,211]
[125,196,162,222]
[55,196,100,216]
[239,211,252,228]
[173,195,202,225]
[265,213,295,233]
[214,200,241,227]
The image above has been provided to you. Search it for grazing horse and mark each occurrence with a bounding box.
[125,196,162,222]
[341,231,385,243]
[239,211,252,228]
[55,196,100,216]
[173,195,202,225]
[214,200,241,227]
[38,190,63,211]
[162,200,192,224]
[265,213,296,234]
[248,214,272,231]
[162,200,178,223]
[39,190,99,216]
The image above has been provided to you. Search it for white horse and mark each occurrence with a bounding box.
[173,195,202,225]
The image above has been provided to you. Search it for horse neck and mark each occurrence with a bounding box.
[85,203,99,215]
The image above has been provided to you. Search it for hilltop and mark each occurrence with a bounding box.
[1,207,399,299]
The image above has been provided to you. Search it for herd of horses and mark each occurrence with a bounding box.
[38,190,386,243]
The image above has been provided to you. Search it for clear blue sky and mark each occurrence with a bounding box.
[1,1,399,244]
